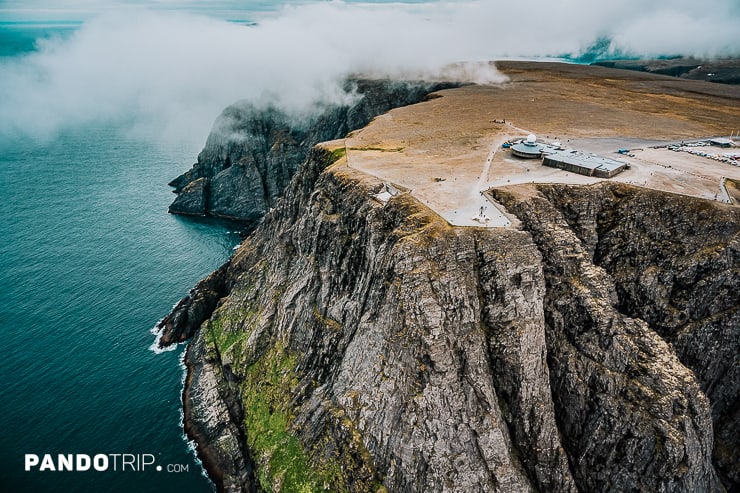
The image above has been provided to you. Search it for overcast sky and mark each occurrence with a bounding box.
[0,1,267,21]
[1,1,738,145]
[0,1,425,21]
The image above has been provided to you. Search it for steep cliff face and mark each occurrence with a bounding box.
[168,80,454,221]
[494,183,739,488]
[159,147,736,492]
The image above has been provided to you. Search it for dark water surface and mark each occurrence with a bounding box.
[0,123,241,492]
[0,5,423,489]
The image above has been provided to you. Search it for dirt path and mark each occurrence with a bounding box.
[339,62,739,229]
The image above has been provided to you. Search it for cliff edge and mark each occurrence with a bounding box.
[159,146,736,492]
[167,79,455,222]
[157,63,739,492]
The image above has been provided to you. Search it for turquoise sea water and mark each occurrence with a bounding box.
[0,125,243,492]
[0,22,80,57]
[0,8,588,492]
[0,125,244,492]
[0,23,247,492]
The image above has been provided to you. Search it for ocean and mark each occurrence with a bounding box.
[0,23,244,492]
[0,7,606,492]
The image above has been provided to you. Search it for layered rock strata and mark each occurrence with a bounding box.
[160,147,737,492]
[493,183,739,488]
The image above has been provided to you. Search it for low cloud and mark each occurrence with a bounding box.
[0,1,737,145]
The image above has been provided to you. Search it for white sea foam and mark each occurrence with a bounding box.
[148,297,188,353]
[148,319,178,354]
[176,350,211,481]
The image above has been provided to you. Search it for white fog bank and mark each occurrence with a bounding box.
[1,1,738,144]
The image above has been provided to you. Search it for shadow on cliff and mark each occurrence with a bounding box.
[158,137,737,491]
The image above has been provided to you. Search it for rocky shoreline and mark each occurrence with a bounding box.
[182,326,256,493]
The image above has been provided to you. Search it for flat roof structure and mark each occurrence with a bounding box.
[710,138,735,148]
[336,64,740,227]
[511,134,544,158]
[543,150,627,178]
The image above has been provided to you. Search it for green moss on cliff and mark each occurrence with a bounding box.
[199,279,357,491]
[205,307,261,362]
[329,147,347,163]
[312,306,343,332]
[240,344,345,492]
[206,309,347,492]
[206,317,242,353]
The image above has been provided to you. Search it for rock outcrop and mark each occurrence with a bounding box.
[159,145,737,492]
[592,58,740,85]
[168,80,455,221]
